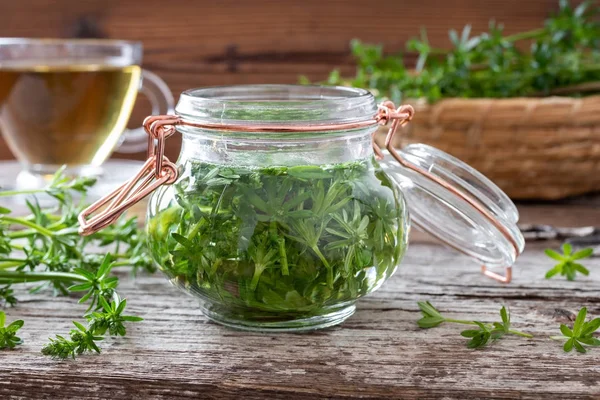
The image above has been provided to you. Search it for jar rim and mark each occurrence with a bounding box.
[175,84,378,129]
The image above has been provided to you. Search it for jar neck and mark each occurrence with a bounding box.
[177,128,376,167]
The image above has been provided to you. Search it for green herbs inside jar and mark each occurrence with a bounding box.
[147,157,408,330]
[136,85,416,331]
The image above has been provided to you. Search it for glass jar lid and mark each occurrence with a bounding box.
[380,144,525,275]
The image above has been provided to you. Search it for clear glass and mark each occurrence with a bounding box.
[146,85,410,331]
[0,38,173,191]
[381,144,524,269]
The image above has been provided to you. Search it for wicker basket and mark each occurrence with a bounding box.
[379,95,600,200]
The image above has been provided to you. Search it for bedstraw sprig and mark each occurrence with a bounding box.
[417,301,533,348]
[551,307,600,353]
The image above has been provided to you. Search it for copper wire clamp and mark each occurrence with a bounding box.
[78,102,520,283]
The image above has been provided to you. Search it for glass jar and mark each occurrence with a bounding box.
[79,84,524,332]
[146,85,409,330]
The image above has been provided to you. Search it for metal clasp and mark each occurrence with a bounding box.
[78,116,180,236]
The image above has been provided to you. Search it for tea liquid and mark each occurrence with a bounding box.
[0,63,141,167]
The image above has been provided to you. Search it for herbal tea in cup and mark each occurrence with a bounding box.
[0,39,173,189]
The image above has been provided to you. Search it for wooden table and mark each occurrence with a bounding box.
[2,200,600,399]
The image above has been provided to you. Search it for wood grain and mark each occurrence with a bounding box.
[0,0,572,160]
[1,202,600,399]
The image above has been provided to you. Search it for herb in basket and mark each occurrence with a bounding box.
[0,168,153,358]
[147,159,407,321]
[317,1,600,103]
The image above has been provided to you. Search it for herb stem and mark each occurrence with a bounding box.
[0,270,86,283]
[8,231,36,239]
[250,266,265,290]
[1,216,55,237]
[0,188,46,197]
[444,318,478,326]
[311,246,333,289]
[0,261,26,269]
[111,261,133,267]
[504,28,546,42]
[278,238,289,276]
[509,329,534,338]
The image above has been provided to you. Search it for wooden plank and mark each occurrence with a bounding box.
[1,240,599,399]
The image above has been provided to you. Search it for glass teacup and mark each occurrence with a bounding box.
[0,38,173,190]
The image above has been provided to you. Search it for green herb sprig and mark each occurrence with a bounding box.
[0,310,24,349]
[551,307,600,353]
[545,243,594,280]
[42,292,143,359]
[0,167,154,302]
[417,301,533,348]
[0,167,153,358]
[318,1,600,103]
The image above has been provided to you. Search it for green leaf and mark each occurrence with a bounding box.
[7,320,24,333]
[78,290,93,303]
[562,243,573,256]
[98,296,112,313]
[572,248,593,260]
[577,337,600,346]
[460,329,481,338]
[73,268,96,281]
[97,254,113,277]
[573,307,587,337]
[500,306,509,327]
[564,338,574,352]
[68,283,93,292]
[560,324,573,337]
[417,316,445,328]
[467,332,491,349]
[574,340,587,353]
[89,339,102,354]
[474,321,488,331]
[545,265,562,279]
[287,166,334,179]
[116,298,127,315]
[73,321,87,332]
[0,311,5,327]
[582,318,600,336]
[572,263,589,276]
[544,249,564,261]
[206,178,233,186]
[0,206,11,214]
[417,301,443,319]
[122,316,144,322]
[358,216,370,233]
[449,29,459,45]
[171,233,194,249]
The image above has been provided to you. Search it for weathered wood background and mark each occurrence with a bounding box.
[0,0,578,160]
[1,200,600,399]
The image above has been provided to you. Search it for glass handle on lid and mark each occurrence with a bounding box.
[373,101,525,283]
